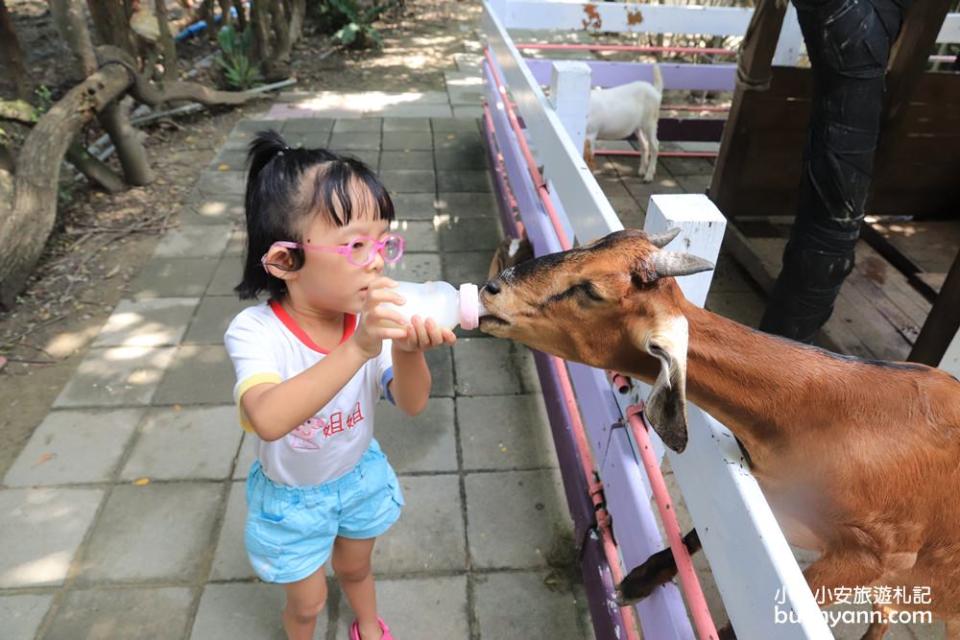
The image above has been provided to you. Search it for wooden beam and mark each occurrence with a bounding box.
[884,0,955,125]
[710,0,787,215]
[910,248,960,366]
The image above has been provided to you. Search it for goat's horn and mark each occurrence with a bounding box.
[652,251,715,278]
[646,228,682,249]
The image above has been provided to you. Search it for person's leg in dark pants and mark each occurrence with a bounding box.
[759,0,911,343]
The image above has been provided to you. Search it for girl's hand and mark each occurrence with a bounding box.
[393,315,457,353]
[351,277,409,359]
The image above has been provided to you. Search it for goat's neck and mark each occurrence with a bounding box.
[624,301,823,469]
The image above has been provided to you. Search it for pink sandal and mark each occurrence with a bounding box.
[349,616,394,640]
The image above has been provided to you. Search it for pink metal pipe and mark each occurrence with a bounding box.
[484,52,643,640]
[485,43,722,640]
[627,405,719,640]
[517,43,737,57]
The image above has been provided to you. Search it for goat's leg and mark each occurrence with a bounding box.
[946,618,960,640]
[803,548,885,608]
[635,127,650,179]
[643,127,660,183]
[616,529,701,604]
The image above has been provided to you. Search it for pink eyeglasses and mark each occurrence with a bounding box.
[261,234,405,272]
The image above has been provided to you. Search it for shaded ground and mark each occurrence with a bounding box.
[0,0,481,478]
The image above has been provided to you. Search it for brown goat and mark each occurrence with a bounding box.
[478,228,960,639]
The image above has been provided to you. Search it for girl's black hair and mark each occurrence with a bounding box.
[234,129,395,300]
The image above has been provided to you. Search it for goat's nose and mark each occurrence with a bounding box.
[483,280,501,295]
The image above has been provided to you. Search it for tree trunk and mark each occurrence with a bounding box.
[50,0,99,81]
[0,0,29,99]
[65,142,126,193]
[288,0,305,46]
[0,63,133,310]
[98,100,152,185]
[251,0,296,81]
[154,0,179,84]
[86,0,138,57]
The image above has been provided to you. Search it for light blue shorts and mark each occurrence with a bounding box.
[244,439,404,584]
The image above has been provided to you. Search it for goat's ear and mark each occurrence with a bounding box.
[643,317,691,453]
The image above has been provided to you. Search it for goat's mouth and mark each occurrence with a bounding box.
[478,314,509,330]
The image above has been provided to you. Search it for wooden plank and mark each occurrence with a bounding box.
[910,249,960,365]
[710,0,788,214]
[883,0,956,125]
[503,1,754,36]
[854,243,932,332]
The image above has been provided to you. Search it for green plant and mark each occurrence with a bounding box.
[328,0,394,49]
[216,26,262,90]
[34,85,53,114]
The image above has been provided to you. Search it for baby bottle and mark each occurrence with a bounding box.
[383,281,481,330]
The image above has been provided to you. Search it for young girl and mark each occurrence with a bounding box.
[225,130,456,640]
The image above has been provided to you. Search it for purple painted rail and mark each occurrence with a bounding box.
[482,53,697,640]
[524,59,737,92]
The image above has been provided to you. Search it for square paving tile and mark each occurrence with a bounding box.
[465,469,570,569]
[194,171,246,196]
[458,395,558,470]
[283,129,332,148]
[128,258,219,299]
[435,192,498,218]
[210,481,253,580]
[152,345,235,405]
[434,148,487,171]
[0,488,104,587]
[442,250,494,285]
[432,118,480,134]
[383,117,431,132]
[329,131,380,151]
[334,148,380,170]
[474,571,585,639]
[374,398,457,473]
[281,117,335,134]
[380,150,434,170]
[152,225,233,259]
[333,118,382,133]
[54,347,177,407]
[379,170,436,193]
[338,576,469,639]
[387,220,439,253]
[92,298,199,348]
[224,225,246,256]
[452,106,484,119]
[120,405,242,480]
[424,346,454,397]
[183,296,256,345]
[437,171,491,193]
[384,253,443,282]
[76,482,224,584]
[390,193,438,220]
[43,587,193,640]
[453,338,541,396]
[372,475,465,573]
[128,258,219,300]
[4,409,144,486]
[437,216,502,252]
[234,119,285,133]
[234,432,257,480]
[181,192,245,226]
[190,582,330,640]
[382,130,433,151]
[0,594,53,639]
[207,254,245,296]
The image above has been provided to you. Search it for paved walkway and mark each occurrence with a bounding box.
[0,44,598,638]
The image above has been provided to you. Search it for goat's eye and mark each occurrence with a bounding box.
[565,282,603,302]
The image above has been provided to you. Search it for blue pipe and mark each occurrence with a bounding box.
[174,5,240,42]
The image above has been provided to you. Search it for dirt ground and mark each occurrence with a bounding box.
[0,0,481,477]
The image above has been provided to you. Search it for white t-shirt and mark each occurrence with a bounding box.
[224,300,394,487]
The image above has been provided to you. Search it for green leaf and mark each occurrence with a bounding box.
[337,22,359,45]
